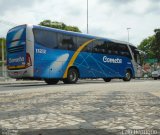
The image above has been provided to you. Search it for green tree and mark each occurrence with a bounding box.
[138,36,155,59]
[39,20,81,33]
[138,29,160,62]
[154,29,160,61]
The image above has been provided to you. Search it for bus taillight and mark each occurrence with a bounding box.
[26,53,32,68]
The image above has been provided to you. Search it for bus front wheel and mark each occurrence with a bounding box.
[63,68,78,84]
[103,78,111,82]
[44,79,59,85]
[123,70,132,81]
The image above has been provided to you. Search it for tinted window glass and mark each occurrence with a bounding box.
[93,40,107,54]
[58,34,77,50]
[130,46,139,61]
[119,44,132,58]
[110,42,119,55]
[82,40,93,52]
[82,43,93,52]
[33,29,58,49]
[100,41,132,58]
[77,37,89,47]
[107,42,114,55]
[77,37,90,52]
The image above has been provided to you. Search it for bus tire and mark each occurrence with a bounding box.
[154,77,157,80]
[103,78,111,82]
[44,79,59,85]
[123,70,132,81]
[63,68,78,84]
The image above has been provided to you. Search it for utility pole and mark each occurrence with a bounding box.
[87,0,89,34]
[1,39,5,77]
[127,28,131,43]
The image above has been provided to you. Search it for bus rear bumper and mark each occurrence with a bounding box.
[7,68,33,79]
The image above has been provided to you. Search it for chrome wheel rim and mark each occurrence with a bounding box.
[69,71,77,82]
[126,72,130,80]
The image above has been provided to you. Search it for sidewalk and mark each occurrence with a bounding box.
[0,78,44,85]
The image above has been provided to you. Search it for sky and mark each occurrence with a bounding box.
[0,0,160,46]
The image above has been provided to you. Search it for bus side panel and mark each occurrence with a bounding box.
[34,42,135,79]
[34,44,72,79]
[73,52,98,78]
[74,53,134,78]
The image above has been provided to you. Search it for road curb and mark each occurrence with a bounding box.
[0,81,44,85]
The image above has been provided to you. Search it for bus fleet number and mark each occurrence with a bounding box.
[36,49,46,54]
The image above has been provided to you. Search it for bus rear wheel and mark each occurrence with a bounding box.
[123,70,132,81]
[44,79,59,85]
[63,68,78,84]
[103,78,111,82]
[154,77,157,80]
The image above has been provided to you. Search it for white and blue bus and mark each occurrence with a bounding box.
[6,24,143,84]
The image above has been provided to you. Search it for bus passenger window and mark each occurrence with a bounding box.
[33,29,58,49]
[119,44,132,59]
[106,42,113,55]
[58,34,77,50]
[77,37,88,47]
[82,42,93,52]
[78,38,92,52]
[93,40,106,54]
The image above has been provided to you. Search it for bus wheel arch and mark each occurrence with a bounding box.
[123,68,132,81]
[63,66,79,84]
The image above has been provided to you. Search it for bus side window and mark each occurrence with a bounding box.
[58,34,67,50]
[112,43,119,55]
[33,29,58,49]
[82,42,93,52]
[93,41,100,53]
[58,34,77,51]
[68,36,77,51]
[93,40,108,54]
[77,37,88,47]
[78,37,91,52]
[102,41,108,54]
[119,44,132,59]
[107,42,114,55]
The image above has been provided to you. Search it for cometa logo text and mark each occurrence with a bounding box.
[103,56,122,64]
[9,57,25,64]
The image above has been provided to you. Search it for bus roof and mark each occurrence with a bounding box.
[11,24,136,47]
